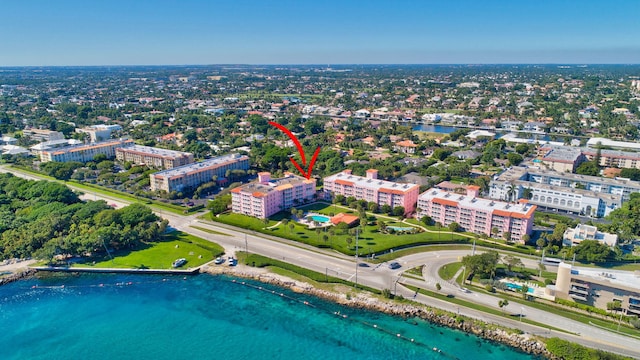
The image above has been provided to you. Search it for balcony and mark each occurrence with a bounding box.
[569,293,588,301]
[570,286,589,295]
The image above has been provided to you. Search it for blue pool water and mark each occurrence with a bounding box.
[0,274,536,360]
[387,226,415,231]
[310,215,331,223]
[505,282,535,293]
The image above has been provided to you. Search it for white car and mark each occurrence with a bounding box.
[228,257,236,266]
[214,256,224,265]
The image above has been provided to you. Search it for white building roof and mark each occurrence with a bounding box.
[419,187,536,217]
[324,171,419,193]
[153,153,248,179]
[587,137,640,151]
[118,144,192,159]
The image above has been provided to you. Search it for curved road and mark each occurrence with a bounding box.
[2,165,639,358]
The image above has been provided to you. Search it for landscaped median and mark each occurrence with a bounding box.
[205,202,470,256]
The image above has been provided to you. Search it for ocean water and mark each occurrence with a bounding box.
[0,274,537,360]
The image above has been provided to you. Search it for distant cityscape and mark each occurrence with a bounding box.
[3,65,640,355]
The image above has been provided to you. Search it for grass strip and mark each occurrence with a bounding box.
[190,225,231,236]
[402,284,571,334]
[237,252,381,295]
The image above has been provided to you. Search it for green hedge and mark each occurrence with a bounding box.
[545,337,632,360]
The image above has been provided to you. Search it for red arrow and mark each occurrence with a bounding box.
[268,121,320,179]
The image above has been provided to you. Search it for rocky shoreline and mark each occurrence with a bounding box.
[0,268,37,286]
[203,264,553,359]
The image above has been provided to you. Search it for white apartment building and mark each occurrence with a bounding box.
[115,145,194,169]
[39,139,134,163]
[150,154,249,193]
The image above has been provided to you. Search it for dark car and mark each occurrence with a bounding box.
[357,262,369,267]
[388,262,401,269]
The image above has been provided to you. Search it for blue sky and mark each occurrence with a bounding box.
[1,0,639,65]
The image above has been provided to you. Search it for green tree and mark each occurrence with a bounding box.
[506,152,523,166]
[575,161,600,176]
[498,299,509,314]
[392,206,405,217]
[570,240,613,263]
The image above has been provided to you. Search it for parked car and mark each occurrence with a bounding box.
[388,262,401,269]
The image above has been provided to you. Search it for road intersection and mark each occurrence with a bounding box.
[2,165,639,358]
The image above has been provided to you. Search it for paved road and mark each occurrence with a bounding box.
[3,165,639,358]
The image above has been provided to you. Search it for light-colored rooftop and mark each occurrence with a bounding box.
[154,153,248,179]
[541,146,583,163]
[118,144,192,159]
[325,171,419,194]
[30,139,82,150]
[235,173,313,196]
[419,187,536,218]
[495,166,640,189]
[41,139,130,153]
[567,262,640,292]
[587,137,640,151]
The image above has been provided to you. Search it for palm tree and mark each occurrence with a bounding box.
[498,299,509,314]
[506,183,517,203]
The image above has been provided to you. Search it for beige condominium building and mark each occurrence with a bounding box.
[554,262,640,316]
[116,145,194,169]
[39,139,134,163]
[150,153,249,193]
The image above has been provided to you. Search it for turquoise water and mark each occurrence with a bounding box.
[387,226,415,231]
[505,282,535,294]
[310,215,331,223]
[0,274,537,360]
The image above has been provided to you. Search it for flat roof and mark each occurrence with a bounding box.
[495,166,640,189]
[582,148,640,160]
[587,137,640,151]
[419,187,536,218]
[324,170,419,194]
[45,139,132,154]
[566,262,640,292]
[541,146,583,163]
[118,144,192,159]
[235,173,314,195]
[153,153,248,179]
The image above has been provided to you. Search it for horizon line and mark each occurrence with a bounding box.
[1,63,640,68]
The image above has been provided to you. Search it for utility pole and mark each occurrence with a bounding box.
[245,233,248,254]
[355,227,359,288]
[472,236,477,255]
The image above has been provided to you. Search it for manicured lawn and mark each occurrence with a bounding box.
[209,203,469,256]
[439,262,463,280]
[72,231,224,269]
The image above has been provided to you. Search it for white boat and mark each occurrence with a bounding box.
[172,258,187,268]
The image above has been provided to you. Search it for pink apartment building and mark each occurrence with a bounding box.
[231,172,316,219]
[323,169,419,214]
[417,186,536,243]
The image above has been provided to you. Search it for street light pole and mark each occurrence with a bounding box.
[355,227,359,288]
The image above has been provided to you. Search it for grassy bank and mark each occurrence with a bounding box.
[236,252,381,295]
[72,231,224,269]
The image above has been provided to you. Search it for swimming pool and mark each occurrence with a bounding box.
[505,282,534,293]
[387,226,415,232]
[310,215,331,223]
